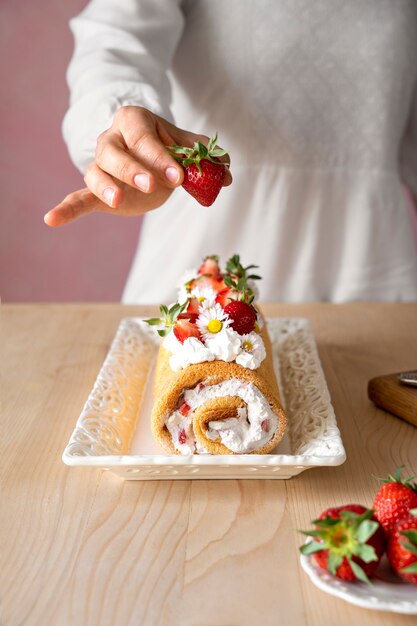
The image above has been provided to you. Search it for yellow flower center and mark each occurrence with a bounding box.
[198,296,205,302]
[207,319,223,334]
[242,340,253,352]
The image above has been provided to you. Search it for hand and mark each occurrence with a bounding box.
[44,107,232,226]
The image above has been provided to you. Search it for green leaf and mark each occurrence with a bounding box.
[353,543,377,563]
[299,541,325,556]
[400,530,417,544]
[401,562,417,573]
[327,552,343,575]
[300,529,328,539]
[160,304,168,316]
[157,329,170,337]
[400,541,417,556]
[197,141,208,157]
[313,517,340,527]
[144,318,162,326]
[357,520,378,543]
[207,132,218,151]
[347,559,372,585]
[210,148,227,157]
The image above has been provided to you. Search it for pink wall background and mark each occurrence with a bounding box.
[0,1,142,302]
[1,2,416,303]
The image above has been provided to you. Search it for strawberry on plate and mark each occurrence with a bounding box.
[300,504,386,584]
[387,509,417,584]
[224,300,257,335]
[373,467,417,533]
[168,134,229,207]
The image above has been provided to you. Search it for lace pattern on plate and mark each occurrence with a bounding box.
[63,317,346,478]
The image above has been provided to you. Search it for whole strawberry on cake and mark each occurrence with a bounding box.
[145,255,286,455]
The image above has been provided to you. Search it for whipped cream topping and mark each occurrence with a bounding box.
[164,323,266,371]
[167,379,278,454]
[164,333,215,372]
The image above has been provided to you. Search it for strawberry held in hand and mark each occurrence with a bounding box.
[300,504,386,584]
[373,466,417,533]
[168,134,230,206]
[387,509,417,584]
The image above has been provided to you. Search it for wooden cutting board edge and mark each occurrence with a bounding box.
[368,372,417,428]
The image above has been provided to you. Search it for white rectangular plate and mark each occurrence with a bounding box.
[63,317,346,480]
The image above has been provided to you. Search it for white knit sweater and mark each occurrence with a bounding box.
[63,0,417,303]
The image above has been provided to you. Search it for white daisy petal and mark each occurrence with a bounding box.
[190,285,217,310]
[196,304,230,340]
[236,332,266,369]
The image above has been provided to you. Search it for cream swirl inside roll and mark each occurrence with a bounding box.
[165,379,279,454]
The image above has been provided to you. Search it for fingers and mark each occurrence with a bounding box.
[44,188,104,227]
[84,162,124,208]
[223,168,233,186]
[107,107,184,188]
[45,108,234,229]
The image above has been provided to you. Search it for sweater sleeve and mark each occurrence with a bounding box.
[62,0,185,173]
[400,82,417,205]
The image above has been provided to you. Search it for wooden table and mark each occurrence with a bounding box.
[3,303,417,626]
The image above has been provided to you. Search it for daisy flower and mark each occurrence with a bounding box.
[177,268,197,304]
[196,303,230,341]
[190,285,217,310]
[235,332,266,370]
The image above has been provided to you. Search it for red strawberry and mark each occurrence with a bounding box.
[215,288,233,308]
[173,319,201,344]
[300,504,386,584]
[198,255,221,277]
[387,510,417,584]
[373,467,417,533]
[185,297,201,316]
[261,419,270,433]
[179,401,191,417]
[168,134,229,207]
[224,301,257,335]
[178,429,187,445]
[182,160,226,206]
[191,273,227,294]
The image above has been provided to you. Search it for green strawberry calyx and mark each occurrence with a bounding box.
[377,466,417,491]
[144,302,187,337]
[300,509,380,585]
[223,254,261,304]
[167,133,229,174]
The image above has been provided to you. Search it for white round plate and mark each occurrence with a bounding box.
[300,551,417,614]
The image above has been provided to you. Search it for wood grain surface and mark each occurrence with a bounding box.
[2,303,417,626]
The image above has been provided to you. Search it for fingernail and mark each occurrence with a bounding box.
[103,187,115,206]
[165,167,180,184]
[134,173,150,192]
